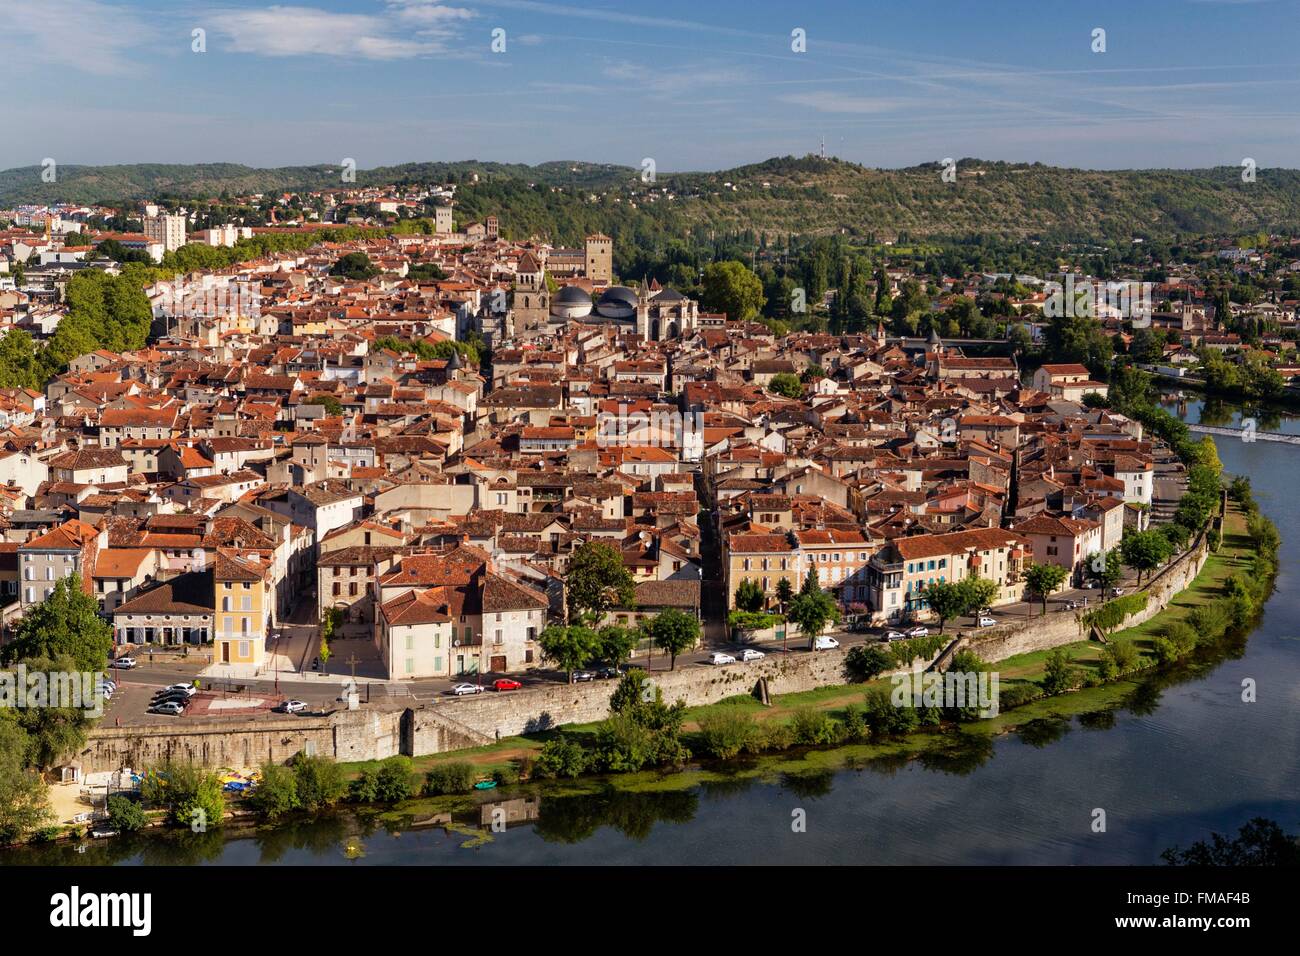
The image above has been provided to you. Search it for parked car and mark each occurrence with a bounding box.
[813,636,840,650]
[451,683,483,696]
[1110,587,1127,597]
[275,699,308,713]
[708,652,737,665]
[154,685,196,699]
[147,701,185,716]
[594,665,620,679]
[110,656,137,669]
[884,630,906,641]
[740,648,765,662]
[977,616,997,627]
[572,670,596,682]
[905,626,929,638]
[493,678,522,692]
[151,693,190,707]
[98,678,117,691]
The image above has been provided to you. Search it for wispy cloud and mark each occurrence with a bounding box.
[0,0,155,75]
[209,2,476,60]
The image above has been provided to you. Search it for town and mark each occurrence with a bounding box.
[0,180,1270,708]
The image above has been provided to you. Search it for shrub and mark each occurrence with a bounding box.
[533,737,588,779]
[1164,621,1199,656]
[350,756,414,803]
[423,761,477,795]
[758,723,793,751]
[492,766,520,787]
[840,705,867,741]
[1041,649,1081,696]
[248,763,299,820]
[1151,636,1181,666]
[142,762,225,829]
[1187,601,1232,641]
[291,754,346,811]
[106,795,146,832]
[997,682,1043,710]
[790,707,838,746]
[696,707,760,759]
[845,644,893,682]
[863,686,920,738]
[1103,640,1140,675]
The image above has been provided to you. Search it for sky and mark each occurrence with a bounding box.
[4,0,1300,173]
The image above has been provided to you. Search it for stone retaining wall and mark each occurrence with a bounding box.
[80,538,1210,771]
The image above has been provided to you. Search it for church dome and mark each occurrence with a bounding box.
[596,285,638,319]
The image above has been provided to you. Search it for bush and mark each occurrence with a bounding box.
[248,763,299,821]
[350,756,414,803]
[106,795,146,833]
[1187,601,1232,642]
[863,686,920,738]
[845,644,893,682]
[1164,621,1199,655]
[492,766,520,787]
[696,707,760,759]
[790,707,838,746]
[997,682,1043,710]
[291,754,346,811]
[1103,640,1140,676]
[840,705,867,741]
[1151,636,1181,666]
[142,762,225,829]
[533,737,588,779]
[1041,649,1081,696]
[423,761,477,796]
[758,723,793,751]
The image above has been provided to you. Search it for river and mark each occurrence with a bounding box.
[10,395,1300,866]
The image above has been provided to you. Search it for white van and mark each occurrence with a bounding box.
[813,636,840,650]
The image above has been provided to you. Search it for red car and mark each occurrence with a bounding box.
[493,678,522,692]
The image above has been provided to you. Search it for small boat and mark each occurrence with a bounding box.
[473,780,497,790]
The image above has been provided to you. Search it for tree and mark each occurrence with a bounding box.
[959,576,998,615]
[142,762,225,829]
[1023,563,1068,616]
[248,763,299,821]
[774,578,794,613]
[1161,817,1300,867]
[538,625,600,682]
[330,252,378,280]
[1088,549,1123,590]
[646,609,701,670]
[595,625,638,665]
[0,720,52,843]
[565,541,635,622]
[921,581,967,633]
[306,393,343,416]
[1121,529,1174,586]
[768,372,802,399]
[734,578,764,612]
[291,754,346,811]
[106,794,147,832]
[700,260,765,321]
[789,583,839,650]
[2,574,112,672]
[1041,648,1080,695]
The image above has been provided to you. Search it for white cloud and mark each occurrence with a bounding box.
[209,3,476,60]
[778,92,909,115]
[0,0,154,76]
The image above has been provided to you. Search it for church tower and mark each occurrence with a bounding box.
[585,233,613,284]
[512,251,549,330]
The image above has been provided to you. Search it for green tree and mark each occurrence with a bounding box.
[700,260,766,321]
[330,252,378,280]
[733,578,764,612]
[2,574,112,672]
[1089,549,1123,589]
[248,763,299,821]
[645,609,701,670]
[768,372,802,399]
[1121,529,1174,585]
[306,393,343,416]
[106,794,147,832]
[594,625,638,665]
[1023,563,1068,616]
[958,576,999,622]
[142,762,225,829]
[0,720,52,843]
[565,541,635,622]
[774,577,794,612]
[291,754,346,811]
[538,624,600,682]
[920,580,967,633]
[1041,648,1080,695]
[789,581,839,650]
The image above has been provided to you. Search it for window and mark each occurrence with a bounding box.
[332,582,340,597]
[939,559,947,569]
[222,596,231,612]
[241,596,252,611]
[405,658,414,674]
[494,630,503,644]
[405,634,414,651]
[239,641,250,658]
[349,583,358,597]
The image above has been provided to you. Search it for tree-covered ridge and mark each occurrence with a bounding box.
[7,157,1300,243]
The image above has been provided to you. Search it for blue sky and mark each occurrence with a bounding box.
[5,0,1300,172]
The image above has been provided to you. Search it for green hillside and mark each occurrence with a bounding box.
[3,155,1298,244]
